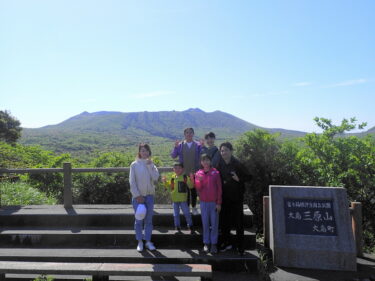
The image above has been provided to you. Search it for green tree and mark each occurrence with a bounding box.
[73,152,134,204]
[235,129,300,231]
[235,118,375,253]
[0,110,22,144]
[296,117,375,251]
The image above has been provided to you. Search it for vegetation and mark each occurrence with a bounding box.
[236,117,375,253]
[33,275,54,281]
[0,110,22,144]
[19,109,302,162]
[0,181,57,205]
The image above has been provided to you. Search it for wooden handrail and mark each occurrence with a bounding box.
[0,167,173,174]
[0,163,173,209]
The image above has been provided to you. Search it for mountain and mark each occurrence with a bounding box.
[20,108,306,162]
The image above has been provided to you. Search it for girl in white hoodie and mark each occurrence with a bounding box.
[129,143,159,252]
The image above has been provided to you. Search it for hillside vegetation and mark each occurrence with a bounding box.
[20,108,306,162]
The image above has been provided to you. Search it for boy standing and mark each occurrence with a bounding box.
[200,132,220,168]
[162,162,194,234]
[171,127,202,215]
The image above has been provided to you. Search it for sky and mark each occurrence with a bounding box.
[1,0,374,132]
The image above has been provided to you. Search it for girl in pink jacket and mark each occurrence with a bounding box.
[193,154,222,254]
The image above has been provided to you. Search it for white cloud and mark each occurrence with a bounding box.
[131,90,175,99]
[293,82,312,87]
[326,78,367,88]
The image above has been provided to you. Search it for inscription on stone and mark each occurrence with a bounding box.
[284,198,337,236]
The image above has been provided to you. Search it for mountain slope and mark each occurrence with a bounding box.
[20,108,306,161]
[33,108,260,138]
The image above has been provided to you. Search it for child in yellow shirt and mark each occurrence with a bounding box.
[162,162,195,234]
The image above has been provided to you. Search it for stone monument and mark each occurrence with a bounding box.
[269,185,357,271]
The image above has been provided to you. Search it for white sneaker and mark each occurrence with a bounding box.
[145,241,156,251]
[137,240,143,252]
[203,244,210,253]
[192,207,199,216]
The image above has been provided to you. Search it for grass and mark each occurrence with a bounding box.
[0,181,57,206]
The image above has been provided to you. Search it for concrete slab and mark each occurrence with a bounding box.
[6,272,259,281]
[0,227,256,249]
[0,205,253,216]
[0,261,212,277]
[267,255,375,281]
[0,248,258,261]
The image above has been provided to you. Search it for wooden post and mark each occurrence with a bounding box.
[63,162,73,208]
[263,196,270,248]
[351,202,363,257]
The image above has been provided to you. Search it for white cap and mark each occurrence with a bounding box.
[135,203,147,220]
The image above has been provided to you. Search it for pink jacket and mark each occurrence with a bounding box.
[194,168,222,205]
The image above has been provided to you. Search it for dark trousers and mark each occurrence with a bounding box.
[187,187,197,208]
[219,200,244,251]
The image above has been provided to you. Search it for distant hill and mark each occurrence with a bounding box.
[20,108,306,162]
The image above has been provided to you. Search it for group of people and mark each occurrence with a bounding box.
[129,127,252,255]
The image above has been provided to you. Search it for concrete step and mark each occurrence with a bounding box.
[0,205,253,228]
[5,271,260,281]
[0,261,213,280]
[0,248,259,272]
[4,274,212,281]
[0,227,256,249]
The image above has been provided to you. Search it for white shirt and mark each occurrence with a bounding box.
[129,159,160,198]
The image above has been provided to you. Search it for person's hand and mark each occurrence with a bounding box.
[174,140,180,148]
[216,204,221,213]
[161,176,167,183]
[231,172,239,182]
[200,139,205,146]
[136,196,145,204]
[146,159,153,165]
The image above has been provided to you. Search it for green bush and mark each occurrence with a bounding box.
[73,173,131,204]
[235,118,375,253]
[0,181,57,205]
[33,275,54,281]
[72,152,134,204]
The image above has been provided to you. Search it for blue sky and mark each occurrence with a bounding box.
[1,0,374,132]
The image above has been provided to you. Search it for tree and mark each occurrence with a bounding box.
[0,110,22,144]
[297,117,375,252]
[235,119,375,253]
[235,129,300,232]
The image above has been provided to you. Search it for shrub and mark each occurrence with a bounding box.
[0,181,57,205]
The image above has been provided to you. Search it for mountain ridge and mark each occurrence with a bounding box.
[19,108,373,162]
[19,108,306,160]
[28,108,305,136]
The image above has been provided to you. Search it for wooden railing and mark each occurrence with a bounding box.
[0,162,173,208]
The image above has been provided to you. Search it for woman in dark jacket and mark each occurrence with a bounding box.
[217,142,252,255]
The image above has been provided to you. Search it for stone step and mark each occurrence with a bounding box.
[4,274,209,281]
[0,248,259,273]
[0,261,213,280]
[0,227,256,249]
[6,271,260,281]
[0,205,253,228]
